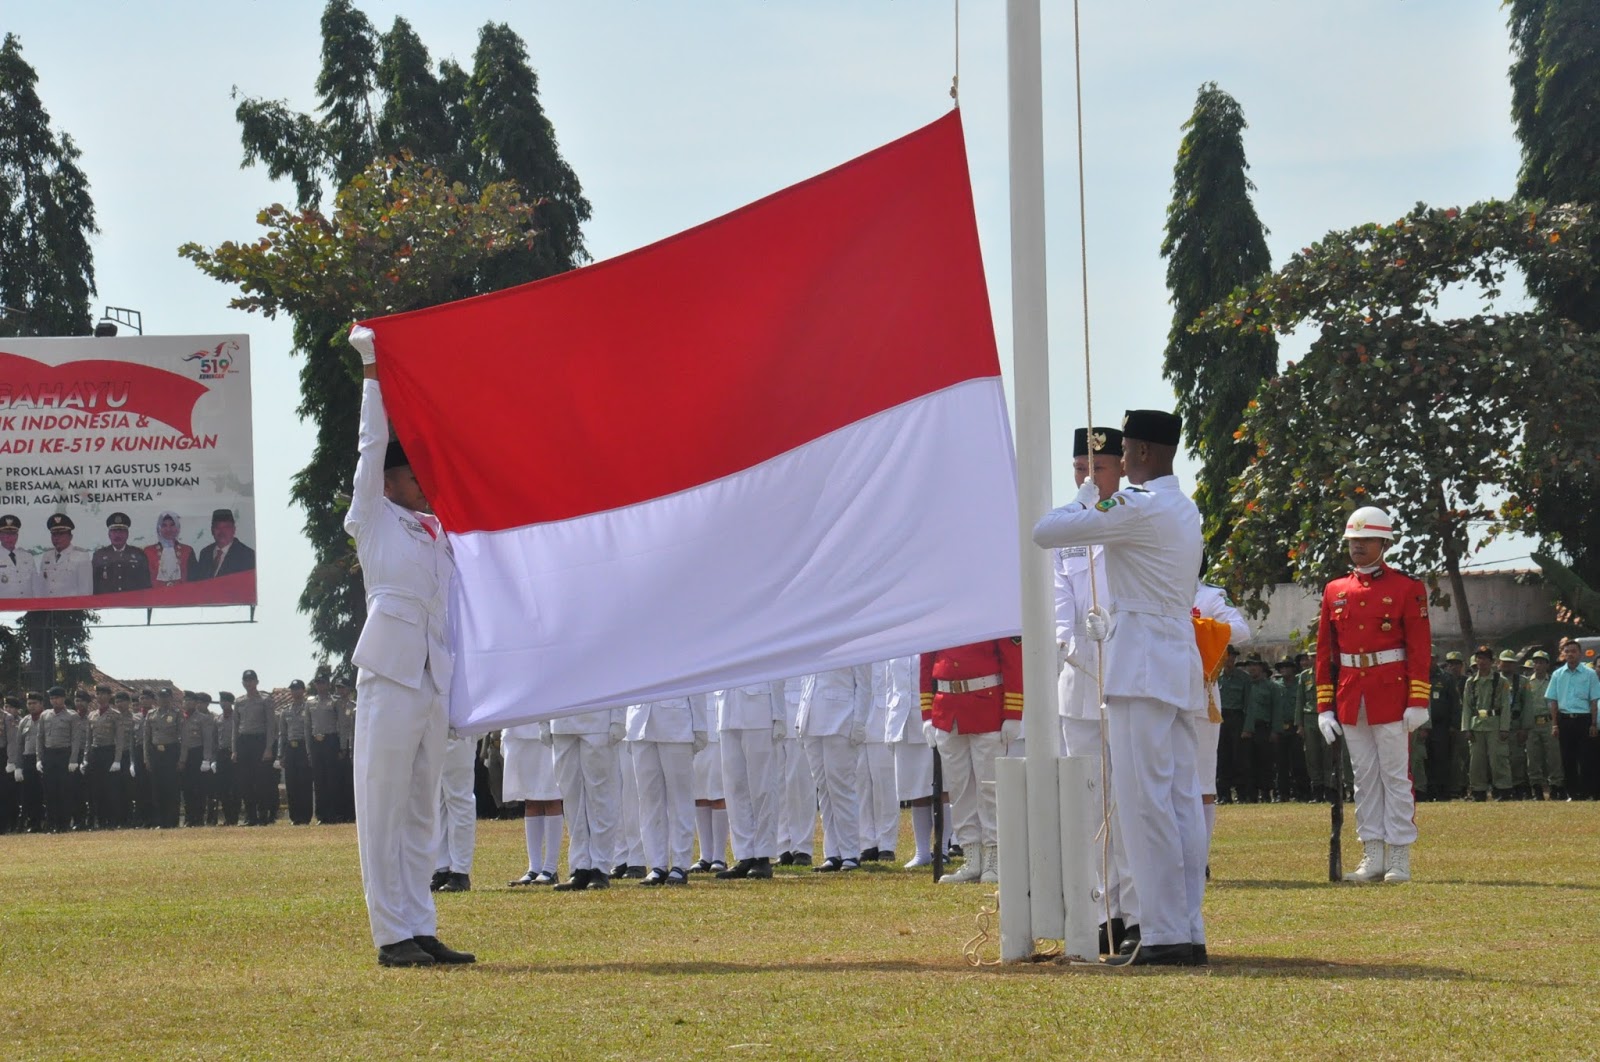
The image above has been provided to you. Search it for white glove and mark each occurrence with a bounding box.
[349,324,378,366]
[923,720,938,747]
[692,730,708,754]
[1072,479,1100,510]
[539,724,553,747]
[771,719,787,742]
[272,759,282,770]
[204,761,215,773]
[1403,707,1429,733]
[1083,606,1111,642]
[607,721,625,746]
[2,763,13,774]
[848,720,866,747]
[110,761,122,773]
[129,762,136,778]
[1000,719,1022,744]
[12,767,22,782]
[67,762,78,773]
[1317,712,1343,746]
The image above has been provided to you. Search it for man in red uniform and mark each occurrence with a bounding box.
[1314,506,1432,883]
[920,638,1022,884]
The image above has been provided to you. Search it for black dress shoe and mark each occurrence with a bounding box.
[412,935,475,964]
[552,868,593,892]
[1104,942,1193,967]
[778,851,794,866]
[585,870,611,890]
[429,869,450,892]
[611,862,629,877]
[624,865,648,879]
[790,853,813,867]
[532,870,557,885]
[877,850,896,863]
[437,872,470,892]
[861,847,880,862]
[814,856,843,873]
[687,859,714,874]
[717,858,758,879]
[378,939,436,967]
[508,870,541,887]
[839,857,860,872]
[947,844,964,858]
[1187,944,1209,966]
[1115,924,1142,956]
[746,857,774,879]
[665,867,689,886]
[640,868,668,886]
[1097,917,1127,955]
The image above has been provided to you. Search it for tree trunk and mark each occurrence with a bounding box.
[1435,483,1474,649]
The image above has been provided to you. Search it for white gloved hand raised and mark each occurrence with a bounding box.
[1317,712,1343,746]
[1403,706,1429,733]
[692,730,708,754]
[923,720,938,748]
[1000,719,1022,745]
[607,721,625,746]
[110,760,121,773]
[1072,479,1101,510]
[1083,606,1111,642]
[771,719,787,742]
[349,324,378,366]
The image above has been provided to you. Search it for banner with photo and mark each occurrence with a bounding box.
[0,334,256,611]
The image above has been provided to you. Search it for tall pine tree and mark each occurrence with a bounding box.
[220,2,590,662]
[1160,83,1277,565]
[1507,0,1600,602]
[0,33,99,689]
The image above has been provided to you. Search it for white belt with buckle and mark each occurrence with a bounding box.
[935,674,1002,694]
[1339,648,1407,668]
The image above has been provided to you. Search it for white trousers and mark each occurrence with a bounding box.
[617,741,645,866]
[630,741,696,871]
[1105,698,1206,947]
[434,733,477,874]
[554,733,621,871]
[354,671,446,949]
[804,734,860,860]
[720,728,778,860]
[934,726,1002,849]
[857,741,899,852]
[1061,715,1136,924]
[777,736,817,855]
[1345,709,1417,846]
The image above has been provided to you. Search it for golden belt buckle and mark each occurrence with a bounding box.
[948,679,967,693]
[156,744,166,752]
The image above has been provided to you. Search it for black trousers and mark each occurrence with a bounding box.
[149,744,181,828]
[40,748,72,830]
[283,741,313,824]
[0,763,17,833]
[180,755,209,826]
[87,745,121,828]
[309,736,343,823]
[127,750,153,827]
[1276,728,1306,800]
[1556,713,1594,798]
[1217,711,1243,800]
[211,754,238,824]
[235,734,271,824]
[21,754,43,830]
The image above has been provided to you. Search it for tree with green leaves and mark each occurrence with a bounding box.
[1506,0,1600,609]
[0,32,100,690]
[208,1,590,662]
[1160,83,1278,563]
[1207,200,1600,649]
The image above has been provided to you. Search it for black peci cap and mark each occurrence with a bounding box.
[1072,427,1124,458]
[384,440,410,471]
[211,509,235,525]
[1121,409,1183,447]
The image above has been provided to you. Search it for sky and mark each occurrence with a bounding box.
[3,0,1530,693]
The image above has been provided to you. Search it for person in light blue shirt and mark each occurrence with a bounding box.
[1545,640,1600,800]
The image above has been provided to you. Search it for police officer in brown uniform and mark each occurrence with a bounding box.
[84,685,129,828]
[277,679,315,825]
[143,689,184,828]
[177,692,217,826]
[306,668,345,824]
[37,686,85,831]
[128,690,155,826]
[234,670,276,825]
[211,692,239,825]
[92,512,151,594]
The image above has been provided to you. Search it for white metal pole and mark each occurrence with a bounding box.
[1000,0,1065,959]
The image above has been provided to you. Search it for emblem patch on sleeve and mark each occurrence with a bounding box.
[1095,496,1124,512]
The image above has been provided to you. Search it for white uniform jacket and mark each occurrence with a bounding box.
[0,549,36,598]
[626,696,709,743]
[550,706,625,737]
[798,665,871,738]
[1033,474,1203,713]
[714,682,784,732]
[38,546,92,596]
[346,379,454,695]
[879,656,920,742]
[1055,544,1111,721]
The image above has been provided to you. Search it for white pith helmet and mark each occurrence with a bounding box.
[1343,505,1395,541]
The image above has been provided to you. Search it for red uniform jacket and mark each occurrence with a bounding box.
[1315,563,1431,725]
[919,638,1023,734]
[144,542,195,586]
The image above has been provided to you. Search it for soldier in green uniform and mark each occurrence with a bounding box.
[1462,646,1514,800]
[1296,651,1331,800]
[1497,650,1533,799]
[177,691,217,826]
[1426,656,1462,801]
[1408,656,1433,801]
[1272,659,1305,801]
[1521,652,1562,800]
[1241,656,1276,802]
[1442,651,1470,798]
[1216,648,1249,803]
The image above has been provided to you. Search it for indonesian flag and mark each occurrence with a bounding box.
[359,111,1021,729]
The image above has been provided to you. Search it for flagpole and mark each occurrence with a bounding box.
[997,0,1066,961]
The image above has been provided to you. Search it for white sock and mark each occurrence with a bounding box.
[542,815,563,874]
[910,805,932,861]
[710,808,729,864]
[696,806,713,861]
[1203,801,1217,856]
[523,815,540,873]
[942,803,953,847]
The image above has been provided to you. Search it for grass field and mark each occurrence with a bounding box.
[7,800,1599,1061]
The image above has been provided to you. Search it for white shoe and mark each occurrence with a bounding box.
[979,843,999,884]
[903,854,932,869]
[1343,839,1386,883]
[1383,844,1411,883]
[938,850,982,884]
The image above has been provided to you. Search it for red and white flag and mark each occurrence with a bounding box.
[359,111,1020,729]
